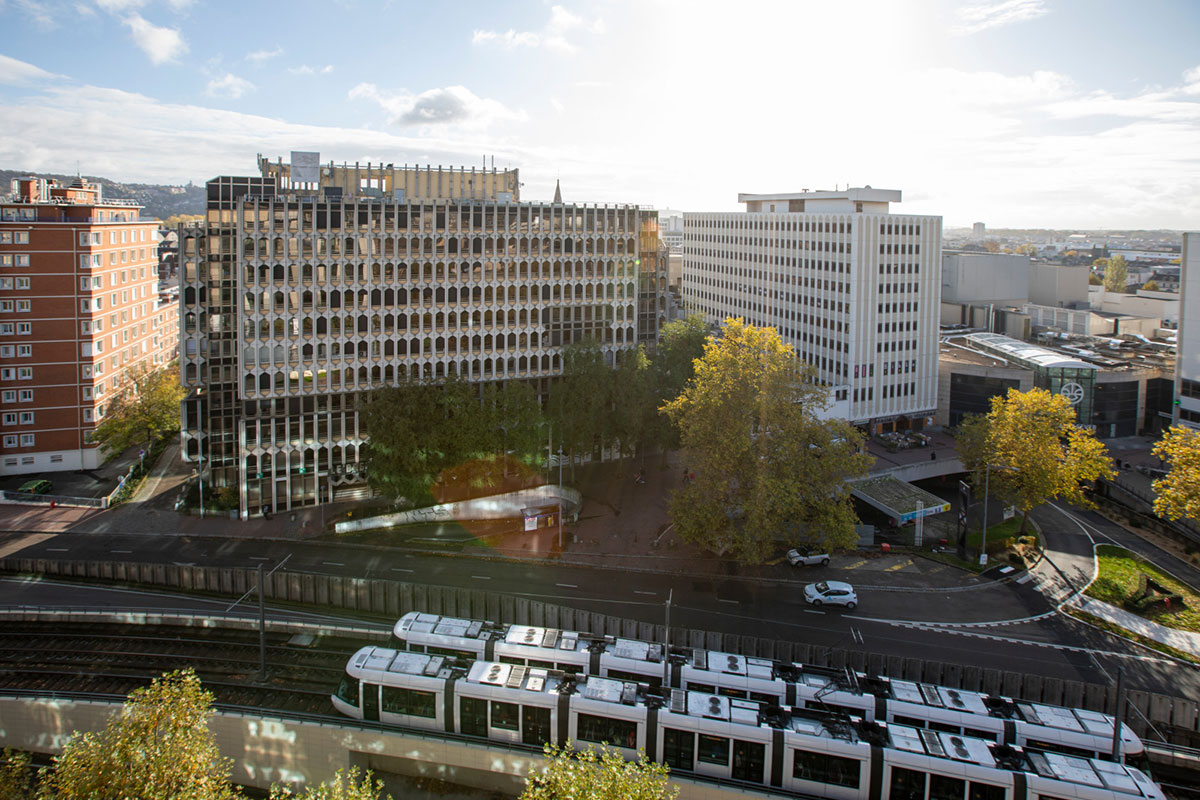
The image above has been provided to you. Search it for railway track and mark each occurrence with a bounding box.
[0,621,365,714]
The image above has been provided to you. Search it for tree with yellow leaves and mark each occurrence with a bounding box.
[663,318,869,563]
[38,669,242,800]
[958,387,1113,534]
[520,743,677,800]
[1152,426,1200,523]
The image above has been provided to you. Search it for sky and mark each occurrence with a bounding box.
[1,0,1199,229]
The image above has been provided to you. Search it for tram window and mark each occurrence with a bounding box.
[460,697,487,737]
[491,701,519,731]
[688,683,716,694]
[930,722,961,734]
[381,687,436,718]
[335,675,359,706]
[890,767,927,800]
[930,774,966,800]
[662,728,695,771]
[556,663,582,674]
[750,691,777,704]
[500,656,524,665]
[792,749,861,788]
[607,669,642,682]
[964,728,996,742]
[894,715,926,728]
[577,713,638,748]
[969,782,1006,800]
[697,735,729,766]
[818,702,859,717]
[528,659,555,669]
[717,687,747,699]
[522,706,552,746]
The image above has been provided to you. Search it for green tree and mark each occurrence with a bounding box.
[1151,426,1200,523]
[957,387,1114,534]
[655,315,708,403]
[0,748,35,799]
[1104,253,1128,292]
[611,345,656,459]
[549,341,613,475]
[38,669,243,800]
[481,380,546,467]
[663,318,869,563]
[93,363,185,455]
[521,743,677,800]
[362,377,489,505]
[1142,279,1160,291]
[270,768,390,800]
[1088,272,1103,286]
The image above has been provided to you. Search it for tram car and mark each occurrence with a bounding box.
[393,612,1145,763]
[333,646,1165,800]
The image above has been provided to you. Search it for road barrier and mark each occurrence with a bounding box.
[2,556,1197,747]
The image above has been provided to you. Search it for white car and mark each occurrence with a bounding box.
[787,548,830,567]
[804,580,857,610]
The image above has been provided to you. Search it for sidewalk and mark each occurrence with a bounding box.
[1066,594,1200,659]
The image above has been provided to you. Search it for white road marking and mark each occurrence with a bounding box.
[634,590,656,596]
[804,609,825,615]
[392,568,414,573]
[322,561,345,567]
[250,556,271,561]
[555,583,578,589]
[717,598,739,605]
[46,548,69,552]
[471,575,491,580]
[111,550,132,554]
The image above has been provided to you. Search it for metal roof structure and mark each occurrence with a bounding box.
[964,332,1097,370]
[851,475,950,523]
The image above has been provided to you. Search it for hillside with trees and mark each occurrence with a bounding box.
[0,168,204,221]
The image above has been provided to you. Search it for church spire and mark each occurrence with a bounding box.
[553,179,562,204]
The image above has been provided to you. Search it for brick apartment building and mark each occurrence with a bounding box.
[0,177,179,474]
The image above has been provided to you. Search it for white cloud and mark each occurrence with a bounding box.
[1182,65,1200,96]
[288,64,335,76]
[0,53,67,86]
[205,72,254,99]
[94,0,145,10]
[926,68,1073,106]
[953,0,1049,36]
[123,12,187,64]
[13,0,58,28]
[246,46,283,64]
[349,83,526,129]
[472,4,604,55]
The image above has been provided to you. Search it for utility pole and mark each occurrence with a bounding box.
[1111,666,1125,761]
[257,562,267,680]
[662,589,672,688]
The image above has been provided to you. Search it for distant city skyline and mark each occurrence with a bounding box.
[1,0,1199,229]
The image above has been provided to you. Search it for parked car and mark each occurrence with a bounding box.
[803,580,857,609]
[787,548,830,567]
[17,479,52,495]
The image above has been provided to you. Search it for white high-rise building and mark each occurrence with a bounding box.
[1176,232,1200,429]
[681,188,942,431]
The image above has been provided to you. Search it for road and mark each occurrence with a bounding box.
[2,498,1197,698]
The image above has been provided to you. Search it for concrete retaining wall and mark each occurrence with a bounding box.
[0,696,786,799]
[2,557,1197,746]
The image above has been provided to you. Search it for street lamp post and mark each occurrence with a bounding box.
[198,450,205,518]
[979,463,990,566]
